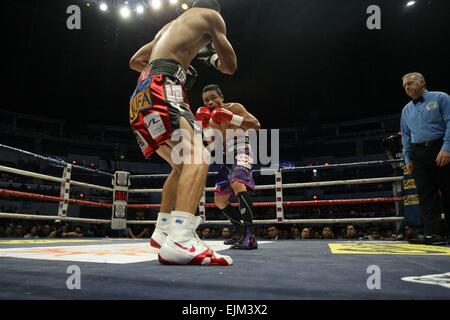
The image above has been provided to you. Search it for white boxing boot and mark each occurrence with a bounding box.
[149,212,170,249]
[193,215,210,248]
[158,211,233,266]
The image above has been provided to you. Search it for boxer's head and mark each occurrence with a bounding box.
[202,84,223,109]
[192,0,221,13]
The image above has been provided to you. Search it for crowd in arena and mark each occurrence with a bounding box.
[0,217,417,242]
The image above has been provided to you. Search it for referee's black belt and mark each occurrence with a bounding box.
[413,138,443,147]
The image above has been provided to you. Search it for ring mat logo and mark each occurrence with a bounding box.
[329,242,450,255]
[402,272,450,289]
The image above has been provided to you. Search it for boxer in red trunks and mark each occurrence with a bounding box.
[129,0,237,265]
[196,84,261,249]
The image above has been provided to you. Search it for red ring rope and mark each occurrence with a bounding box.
[0,188,402,210]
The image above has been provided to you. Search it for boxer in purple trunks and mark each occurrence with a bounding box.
[196,84,261,249]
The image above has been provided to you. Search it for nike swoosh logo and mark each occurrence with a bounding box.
[174,242,196,253]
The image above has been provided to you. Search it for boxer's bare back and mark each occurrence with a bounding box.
[130,8,236,74]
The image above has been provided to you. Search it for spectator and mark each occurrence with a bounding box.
[24,225,39,239]
[128,211,150,239]
[312,230,322,239]
[210,228,217,239]
[39,224,51,238]
[322,226,335,239]
[384,229,394,240]
[291,227,301,240]
[266,225,279,240]
[4,226,14,238]
[344,224,358,240]
[62,226,84,238]
[403,225,416,241]
[300,227,311,239]
[201,227,211,240]
[370,229,381,240]
[13,224,23,238]
[220,227,232,240]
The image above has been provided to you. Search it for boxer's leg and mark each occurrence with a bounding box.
[157,144,182,213]
[172,116,210,213]
[215,193,244,244]
[159,117,232,265]
[150,144,182,248]
[229,173,257,250]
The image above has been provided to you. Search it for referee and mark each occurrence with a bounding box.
[400,72,450,245]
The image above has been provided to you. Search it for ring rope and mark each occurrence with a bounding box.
[0,187,401,209]
[127,197,402,209]
[129,159,404,179]
[0,143,113,177]
[128,176,404,193]
[0,188,112,208]
[0,212,404,225]
[0,165,113,192]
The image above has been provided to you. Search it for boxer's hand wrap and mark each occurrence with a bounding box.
[195,106,212,129]
[196,42,219,69]
[211,108,244,126]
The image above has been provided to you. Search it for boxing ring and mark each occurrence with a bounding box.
[0,143,449,300]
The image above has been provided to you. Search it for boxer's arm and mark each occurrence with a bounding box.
[205,11,237,75]
[129,41,155,72]
[229,103,261,131]
[129,22,172,72]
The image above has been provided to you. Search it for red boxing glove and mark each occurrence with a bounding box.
[195,106,212,128]
[211,108,244,126]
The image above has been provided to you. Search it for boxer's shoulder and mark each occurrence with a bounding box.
[224,102,244,112]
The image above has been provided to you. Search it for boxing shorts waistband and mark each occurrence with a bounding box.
[148,58,190,86]
[413,137,443,148]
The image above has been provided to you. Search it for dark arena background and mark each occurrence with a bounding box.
[1,0,449,311]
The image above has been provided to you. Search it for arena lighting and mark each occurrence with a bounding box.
[181,3,189,10]
[120,6,131,18]
[150,0,162,10]
[99,2,108,11]
[406,1,416,6]
[169,0,179,4]
[136,4,144,14]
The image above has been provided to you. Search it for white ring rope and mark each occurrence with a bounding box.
[0,212,403,225]
[129,159,404,179]
[128,176,404,193]
[0,143,113,177]
[0,164,113,192]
